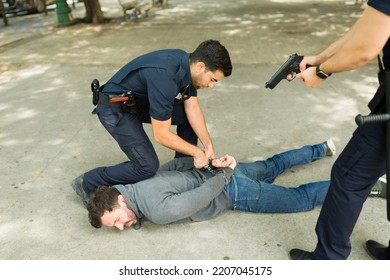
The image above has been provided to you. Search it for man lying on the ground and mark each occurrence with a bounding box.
[73,140,336,230]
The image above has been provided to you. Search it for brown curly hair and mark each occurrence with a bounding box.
[87,186,121,228]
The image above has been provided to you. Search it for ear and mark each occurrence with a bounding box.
[118,195,127,207]
[194,61,206,74]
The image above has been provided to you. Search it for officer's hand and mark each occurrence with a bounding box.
[296,66,324,88]
[193,150,209,168]
[299,56,319,73]
[204,145,215,160]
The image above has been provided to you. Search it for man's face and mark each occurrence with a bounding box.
[191,62,225,89]
[100,196,138,230]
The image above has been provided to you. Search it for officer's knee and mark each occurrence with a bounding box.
[139,161,159,180]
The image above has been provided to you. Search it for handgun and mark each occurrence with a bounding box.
[265,53,304,89]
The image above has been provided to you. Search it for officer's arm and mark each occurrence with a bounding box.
[151,117,204,161]
[183,96,215,159]
[319,6,390,74]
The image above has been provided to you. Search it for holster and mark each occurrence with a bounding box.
[91,79,100,106]
[368,57,386,114]
[368,84,386,114]
[120,91,138,114]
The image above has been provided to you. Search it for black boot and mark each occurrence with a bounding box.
[366,240,390,260]
[289,249,312,260]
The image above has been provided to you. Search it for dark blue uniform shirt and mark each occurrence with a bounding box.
[102,49,197,121]
[368,0,390,68]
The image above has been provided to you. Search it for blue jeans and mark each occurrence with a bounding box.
[226,144,330,213]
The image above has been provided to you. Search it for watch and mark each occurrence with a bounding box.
[316,65,332,79]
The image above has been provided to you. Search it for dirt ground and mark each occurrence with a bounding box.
[0,0,388,267]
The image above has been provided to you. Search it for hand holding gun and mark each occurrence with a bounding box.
[265,53,304,89]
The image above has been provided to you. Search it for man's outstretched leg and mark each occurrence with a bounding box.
[236,139,336,184]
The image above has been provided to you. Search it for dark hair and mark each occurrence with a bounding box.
[190,40,232,77]
[87,186,121,228]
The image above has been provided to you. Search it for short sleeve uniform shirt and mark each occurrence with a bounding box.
[368,0,390,68]
[102,49,197,121]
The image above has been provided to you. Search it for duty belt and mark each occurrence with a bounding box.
[97,92,125,109]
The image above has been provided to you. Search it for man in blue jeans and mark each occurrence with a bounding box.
[75,140,336,230]
[71,40,232,200]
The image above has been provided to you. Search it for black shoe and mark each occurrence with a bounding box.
[366,240,390,260]
[71,175,90,207]
[289,249,313,260]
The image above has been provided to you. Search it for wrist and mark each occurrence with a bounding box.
[194,147,204,157]
[316,65,332,79]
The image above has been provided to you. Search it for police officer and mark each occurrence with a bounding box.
[72,40,232,205]
[288,0,390,259]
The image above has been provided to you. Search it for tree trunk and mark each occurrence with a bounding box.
[0,0,9,26]
[83,0,105,24]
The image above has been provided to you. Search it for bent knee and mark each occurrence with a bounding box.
[138,161,159,179]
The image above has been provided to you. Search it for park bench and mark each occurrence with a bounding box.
[117,0,152,20]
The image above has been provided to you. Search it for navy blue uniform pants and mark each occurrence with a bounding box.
[83,102,197,192]
[312,120,386,259]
